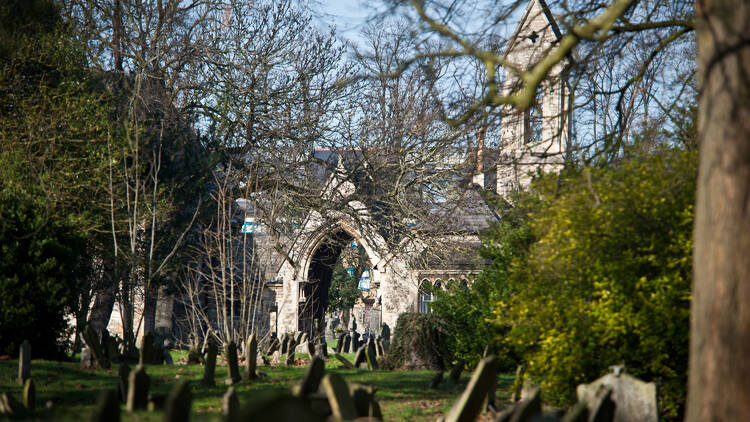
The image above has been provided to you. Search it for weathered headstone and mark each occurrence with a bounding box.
[334,353,355,369]
[315,339,328,358]
[365,339,378,370]
[222,387,239,422]
[163,380,192,422]
[449,359,465,383]
[576,368,656,422]
[352,332,360,349]
[201,341,217,386]
[298,356,325,397]
[163,349,174,365]
[508,387,542,422]
[22,378,35,411]
[81,347,94,369]
[116,362,131,403]
[306,340,315,358]
[380,323,391,351]
[353,345,367,368]
[443,355,499,422]
[335,333,345,353]
[285,339,297,366]
[126,365,150,411]
[321,374,357,421]
[377,338,385,357]
[139,332,154,365]
[511,365,525,402]
[225,341,241,385]
[244,334,258,380]
[348,382,380,418]
[18,340,30,385]
[88,390,120,422]
[429,371,444,389]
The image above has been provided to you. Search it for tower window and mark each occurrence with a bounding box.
[524,92,544,144]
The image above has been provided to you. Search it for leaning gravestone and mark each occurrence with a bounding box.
[353,345,367,368]
[22,378,35,411]
[244,334,258,380]
[116,362,131,403]
[201,341,218,386]
[321,374,358,421]
[280,334,289,355]
[81,347,94,369]
[18,340,31,385]
[334,353,355,369]
[163,380,192,422]
[352,332,360,349]
[335,333,345,353]
[225,341,242,385]
[0,392,24,415]
[576,367,657,422]
[298,356,325,397]
[127,365,150,411]
[443,355,499,422]
[88,390,120,422]
[223,387,239,422]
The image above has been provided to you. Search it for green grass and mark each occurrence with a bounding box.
[0,353,514,421]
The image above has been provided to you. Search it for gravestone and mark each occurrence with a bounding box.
[265,336,280,355]
[507,388,542,422]
[298,356,325,397]
[576,367,656,422]
[116,362,131,403]
[18,340,30,385]
[270,350,282,366]
[380,323,391,351]
[449,359,465,383]
[443,355,499,422]
[244,334,258,380]
[376,338,385,357]
[352,332,360,349]
[321,374,357,421]
[139,332,154,365]
[88,390,120,422]
[353,345,367,368]
[186,349,202,365]
[342,334,351,353]
[201,341,217,386]
[429,371,444,389]
[315,339,328,358]
[22,378,34,411]
[163,380,192,422]
[348,382,380,419]
[81,347,93,369]
[280,334,289,355]
[225,341,242,385]
[334,353,354,369]
[223,387,239,422]
[335,333,345,353]
[285,339,297,365]
[163,348,174,365]
[126,365,150,411]
[365,339,378,370]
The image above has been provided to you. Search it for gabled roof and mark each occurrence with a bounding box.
[503,0,563,58]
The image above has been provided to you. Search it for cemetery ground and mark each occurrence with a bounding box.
[0,350,514,421]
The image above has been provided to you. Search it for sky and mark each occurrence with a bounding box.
[313,0,381,47]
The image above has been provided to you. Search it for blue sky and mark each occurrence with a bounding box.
[314,0,379,47]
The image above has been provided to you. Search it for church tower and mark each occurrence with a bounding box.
[497,0,572,196]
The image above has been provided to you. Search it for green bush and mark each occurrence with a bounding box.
[381,312,451,370]
[494,147,695,417]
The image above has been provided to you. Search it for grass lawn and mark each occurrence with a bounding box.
[0,351,514,421]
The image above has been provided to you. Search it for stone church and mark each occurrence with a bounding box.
[104,0,571,344]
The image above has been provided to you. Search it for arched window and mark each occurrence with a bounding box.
[434,279,442,290]
[418,280,433,313]
[460,279,469,290]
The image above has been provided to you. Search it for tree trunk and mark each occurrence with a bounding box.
[87,278,117,334]
[142,282,159,334]
[687,1,750,420]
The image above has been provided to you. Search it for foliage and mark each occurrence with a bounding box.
[430,192,536,371]
[381,312,452,370]
[0,168,85,358]
[327,253,364,314]
[493,147,696,416]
